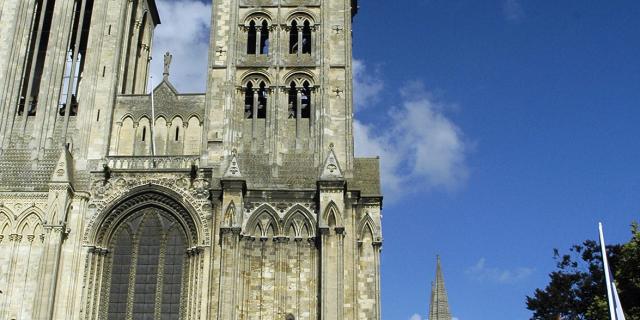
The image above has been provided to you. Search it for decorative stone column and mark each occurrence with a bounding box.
[215,153,245,319]
[317,179,346,320]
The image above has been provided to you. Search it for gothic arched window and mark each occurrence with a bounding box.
[287,79,312,119]
[260,21,270,54]
[246,17,270,55]
[289,20,299,54]
[244,80,268,119]
[247,21,257,54]
[288,16,314,55]
[302,21,312,54]
[106,209,187,319]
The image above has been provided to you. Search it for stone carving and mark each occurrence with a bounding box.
[320,143,344,180]
[86,173,212,246]
[191,170,210,200]
[224,149,242,178]
[163,51,172,79]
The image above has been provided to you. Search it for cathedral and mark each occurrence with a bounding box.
[0,0,382,319]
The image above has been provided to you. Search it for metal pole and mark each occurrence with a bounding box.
[150,75,156,157]
[599,222,617,320]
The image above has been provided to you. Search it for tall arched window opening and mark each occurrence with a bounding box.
[244,82,254,118]
[244,81,267,119]
[301,81,311,118]
[18,0,57,117]
[247,21,257,54]
[260,21,270,54]
[288,81,311,119]
[257,82,267,118]
[302,20,312,54]
[289,20,298,54]
[59,0,95,117]
[288,82,297,118]
[106,209,187,319]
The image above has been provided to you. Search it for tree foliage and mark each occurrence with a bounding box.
[526,222,640,320]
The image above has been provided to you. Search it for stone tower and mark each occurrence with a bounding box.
[0,0,382,319]
[429,256,452,320]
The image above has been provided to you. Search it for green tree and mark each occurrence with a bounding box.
[526,222,640,320]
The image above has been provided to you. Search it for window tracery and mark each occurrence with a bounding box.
[105,209,187,319]
[287,76,313,120]
[242,76,270,120]
[244,15,271,55]
[288,15,314,55]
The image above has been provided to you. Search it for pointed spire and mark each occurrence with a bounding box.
[429,256,452,320]
[50,146,74,185]
[320,143,343,180]
[224,149,242,178]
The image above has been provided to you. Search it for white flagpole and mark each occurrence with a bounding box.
[599,222,626,320]
[150,75,156,157]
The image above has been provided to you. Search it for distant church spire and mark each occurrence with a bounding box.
[429,256,452,320]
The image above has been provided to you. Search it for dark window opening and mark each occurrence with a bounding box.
[18,0,57,117]
[175,126,180,141]
[131,215,161,318]
[260,21,269,54]
[288,82,297,119]
[288,81,312,119]
[106,229,132,319]
[244,82,253,118]
[58,94,78,116]
[96,109,100,122]
[302,20,312,54]
[59,0,94,117]
[244,82,267,119]
[142,127,146,141]
[289,20,298,54]
[106,211,186,320]
[247,21,257,54]
[257,82,267,118]
[301,81,311,118]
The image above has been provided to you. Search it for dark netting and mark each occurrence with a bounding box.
[132,214,162,319]
[106,209,188,319]
[107,229,133,320]
[161,227,186,320]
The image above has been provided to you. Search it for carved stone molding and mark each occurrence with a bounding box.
[86,174,213,246]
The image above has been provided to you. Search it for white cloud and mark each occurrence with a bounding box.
[409,314,423,320]
[466,258,534,284]
[150,0,212,93]
[503,0,524,22]
[353,59,384,111]
[453,317,460,320]
[353,120,404,194]
[353,63,469,200]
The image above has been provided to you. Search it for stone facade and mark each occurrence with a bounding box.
[0,0,380,319]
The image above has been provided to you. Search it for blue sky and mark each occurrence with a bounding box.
[153,1,640,319]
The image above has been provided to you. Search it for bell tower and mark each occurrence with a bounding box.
[205,0,382,320]
[204,0,357,171]
[0,0,159,161]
